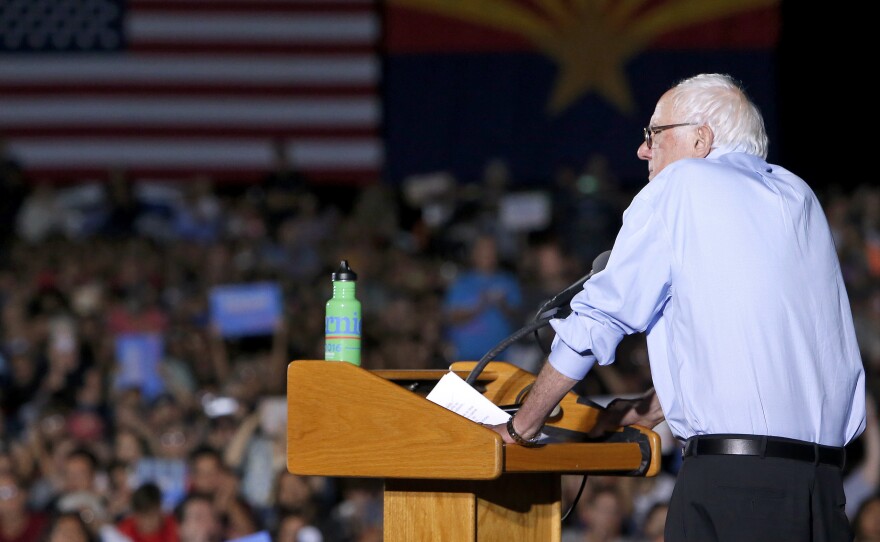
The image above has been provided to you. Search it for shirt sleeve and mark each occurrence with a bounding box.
[548,195,674,381]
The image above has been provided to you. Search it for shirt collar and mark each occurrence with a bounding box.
[706,144,750,159]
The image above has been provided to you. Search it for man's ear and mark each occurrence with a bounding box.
[693,125,714,158]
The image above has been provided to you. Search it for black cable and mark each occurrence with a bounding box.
[462,251,610,525]
[560,474,588,522]
[464,316,554,385]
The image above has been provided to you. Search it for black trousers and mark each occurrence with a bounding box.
[666,454,852,542]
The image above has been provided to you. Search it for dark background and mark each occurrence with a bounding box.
[777,3,862,195]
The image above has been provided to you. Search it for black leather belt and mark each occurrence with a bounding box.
[682,434,845,469]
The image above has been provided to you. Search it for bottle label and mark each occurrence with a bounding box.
[324,312,361,365]
[325,315,362,335]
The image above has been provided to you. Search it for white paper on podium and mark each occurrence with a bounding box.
[426,371,511,425]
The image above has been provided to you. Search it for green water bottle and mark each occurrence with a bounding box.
[324,260,361,365]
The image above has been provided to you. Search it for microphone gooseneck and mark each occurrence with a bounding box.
[465,249,612,387]
[533,250,611,321]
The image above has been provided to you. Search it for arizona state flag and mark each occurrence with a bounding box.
[384,0,780,185]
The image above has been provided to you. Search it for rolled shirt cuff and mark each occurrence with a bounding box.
[548,334,596,381]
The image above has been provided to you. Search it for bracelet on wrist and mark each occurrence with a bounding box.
[506,414,542,448]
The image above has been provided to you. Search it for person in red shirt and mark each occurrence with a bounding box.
[0,472,48,542]
[116,482,178,542]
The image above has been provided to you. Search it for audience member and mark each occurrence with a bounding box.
[638,502,668,542]
[55,490,129,542]
[275,510,323,542]
[174,494,221,542]
[185,446,252,536]
[116,483,178,542]
[0,141,26,253]
[41,511,96,542]
[563,483,635,542]
[847,395,880,519]
[15,182,64,245]
[171,176,223,245]
[98,169,143,239]
[442,233,523,361]
[854,494,880,542]
[0,471,48,542]
[258,139,310,238]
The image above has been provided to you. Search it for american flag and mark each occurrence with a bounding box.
[0,0,382,184]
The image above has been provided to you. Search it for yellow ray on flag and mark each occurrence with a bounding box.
[390,0,779,115]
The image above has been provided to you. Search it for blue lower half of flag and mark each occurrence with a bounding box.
[384,50,778,186]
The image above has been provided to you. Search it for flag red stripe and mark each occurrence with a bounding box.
[385,4,777,53]
[129,42,378,55]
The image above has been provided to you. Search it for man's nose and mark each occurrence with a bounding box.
[637,141,651,160]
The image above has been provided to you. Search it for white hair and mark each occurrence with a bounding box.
[669,73,769,159]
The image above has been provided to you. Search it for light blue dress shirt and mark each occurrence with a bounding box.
[549,148,866,446]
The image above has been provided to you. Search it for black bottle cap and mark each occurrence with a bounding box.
[332,260,357,281]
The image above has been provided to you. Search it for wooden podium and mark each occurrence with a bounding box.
[287,360,661,542]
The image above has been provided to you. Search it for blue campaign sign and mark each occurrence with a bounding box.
[226,532,272,542]
[209,282,282,338]
[114,333,165,401]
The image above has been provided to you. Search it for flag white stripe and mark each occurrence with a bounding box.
[0,55,378,84]
[8,138,383,169]
[0,97,379,127]
[129,13,379,43]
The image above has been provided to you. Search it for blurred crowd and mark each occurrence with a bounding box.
[0,142,878,542]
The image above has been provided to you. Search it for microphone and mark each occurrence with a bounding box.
[533,250,611,321]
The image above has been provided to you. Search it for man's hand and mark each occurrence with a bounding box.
[486,363,578,446]
[588,388,664,437]
[488,422,515,444]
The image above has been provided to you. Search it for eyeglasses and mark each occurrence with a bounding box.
[643,123,696,149]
